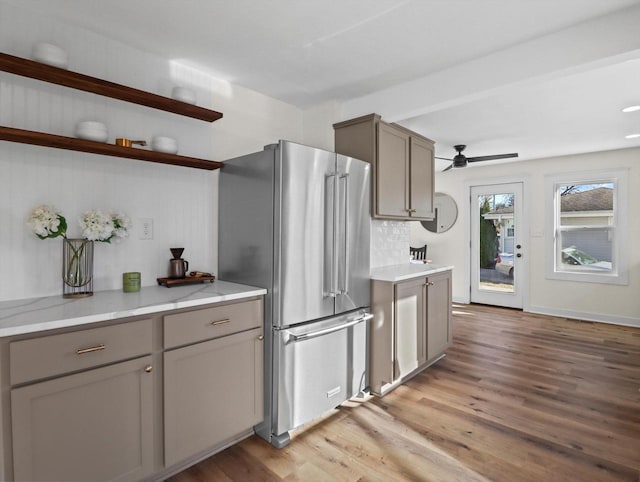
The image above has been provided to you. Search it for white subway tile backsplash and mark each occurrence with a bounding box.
[370,219,410,268]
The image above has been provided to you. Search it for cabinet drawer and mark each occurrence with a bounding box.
[164,298,262,349]
[10,319,152,385]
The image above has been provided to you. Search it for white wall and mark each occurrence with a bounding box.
[410,147,640,326]
[0,2,305,301]
[301,101,341,151]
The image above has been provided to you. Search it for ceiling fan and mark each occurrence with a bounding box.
[436,144,518,171]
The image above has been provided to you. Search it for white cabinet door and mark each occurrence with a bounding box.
[11,356,154,482]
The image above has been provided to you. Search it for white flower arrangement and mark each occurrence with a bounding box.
[28,205,131,243]
[27,204,67,239]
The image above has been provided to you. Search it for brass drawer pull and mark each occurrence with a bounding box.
[210,318,231,326]
[76,344,106,355]
[258,335,264,341]
[144,365,153,373]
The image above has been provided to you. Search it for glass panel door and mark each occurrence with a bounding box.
[470,182,524,308]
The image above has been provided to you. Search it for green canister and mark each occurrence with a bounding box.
[122,272,141,292]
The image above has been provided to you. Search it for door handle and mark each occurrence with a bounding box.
[324,173,338,297]
[289,314,373,342]
[339,173,349,295]
[332,172,340,297]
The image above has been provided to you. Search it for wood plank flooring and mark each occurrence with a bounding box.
[169,304,640,481]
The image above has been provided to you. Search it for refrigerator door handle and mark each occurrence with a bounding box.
[289,313,373,342]
[339,173,350,295]
[332,172,340,298]
[325,173,338,298]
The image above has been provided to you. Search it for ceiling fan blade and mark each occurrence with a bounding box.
[442,163,453,172]
[435,156,452,161]
[467,153,518,162]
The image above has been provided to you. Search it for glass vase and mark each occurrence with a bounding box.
[62,238,94,298]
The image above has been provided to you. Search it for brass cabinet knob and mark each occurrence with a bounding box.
[257,335,264,341]
[144,365,153,373]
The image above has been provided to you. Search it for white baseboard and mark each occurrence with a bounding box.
[451,300,639,328]
[452,296,469,304]
[526,305,640,328]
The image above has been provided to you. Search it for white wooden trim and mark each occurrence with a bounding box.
[527,305,640,328]
[544,168,629,285]
[465,177,529,309]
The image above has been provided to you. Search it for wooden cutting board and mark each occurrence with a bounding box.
[157,275,215,287]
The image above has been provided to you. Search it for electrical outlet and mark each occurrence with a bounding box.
[139,218,153,240]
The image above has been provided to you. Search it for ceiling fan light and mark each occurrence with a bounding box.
[622,105,640,113]
[452,154,467,168]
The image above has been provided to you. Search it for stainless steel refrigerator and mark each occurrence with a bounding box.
[219,140,371,448]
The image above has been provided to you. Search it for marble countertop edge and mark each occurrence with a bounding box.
[0,281,267,337]
[370,263,453,282]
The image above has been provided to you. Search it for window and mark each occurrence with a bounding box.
[546,169,628,285]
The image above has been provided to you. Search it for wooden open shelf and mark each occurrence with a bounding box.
[0,126,222,170]
[0,52,223,122]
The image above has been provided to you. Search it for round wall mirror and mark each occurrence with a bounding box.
[421,192,458,233]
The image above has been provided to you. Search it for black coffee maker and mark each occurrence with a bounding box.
[168,248,189,279]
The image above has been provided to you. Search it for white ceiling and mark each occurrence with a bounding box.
[7,0,640,169]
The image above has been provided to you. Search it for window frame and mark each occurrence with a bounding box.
[545,168,628,285]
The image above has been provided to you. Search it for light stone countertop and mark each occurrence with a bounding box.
[370,263,453,282]
[0,280,266,337]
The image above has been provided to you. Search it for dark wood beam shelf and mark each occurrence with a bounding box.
[0,52,223,122]
[0,126,222,171]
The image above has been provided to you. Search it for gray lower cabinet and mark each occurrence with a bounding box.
[371,269,452,396]
[427,271,453,359]
[11,355,154,482]
[164,327,264,466]
[395,277,427,379]
[1,295,264,481]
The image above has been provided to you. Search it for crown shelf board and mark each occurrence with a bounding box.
[0,52,223,123]
[0,126,221,171]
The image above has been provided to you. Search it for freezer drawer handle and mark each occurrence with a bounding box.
[290,313,373,342]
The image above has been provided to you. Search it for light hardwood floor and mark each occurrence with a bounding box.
[169,304,640,481]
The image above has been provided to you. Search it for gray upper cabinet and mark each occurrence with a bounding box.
[409,136,435,219]
[334,113,434,220]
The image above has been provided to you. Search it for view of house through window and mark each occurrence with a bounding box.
[556,182,614,274]
[546,168,627,285]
